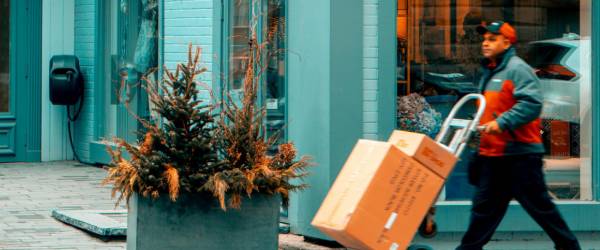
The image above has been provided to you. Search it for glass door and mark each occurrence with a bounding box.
[93,0,158,163]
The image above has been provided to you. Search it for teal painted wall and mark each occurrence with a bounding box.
[363,0,396,141]
[41,0,75,161]
[376,0,396,141]
[329,0,364,187]
[287,0,364,239]
[362,0,379,140]
[73,0,96,163]
[24,0,42,161]
[287,0,332,238]
[163,0,214,100]
[14,0,42,162]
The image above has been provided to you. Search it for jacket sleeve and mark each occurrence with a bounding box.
[496,65,543,131]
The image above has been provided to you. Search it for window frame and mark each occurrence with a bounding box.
[381,0,600,231]
[217,0,290,219]
[216,0,289,142]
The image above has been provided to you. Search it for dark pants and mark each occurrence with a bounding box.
[456,154,581,250]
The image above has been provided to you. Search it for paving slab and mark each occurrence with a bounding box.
[51,210,127,237]
[0,161,126,249]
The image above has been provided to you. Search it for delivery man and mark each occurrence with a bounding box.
[456,21,581,250]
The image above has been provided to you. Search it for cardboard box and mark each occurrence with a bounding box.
[388,130,457,178]
[312,140,445,250]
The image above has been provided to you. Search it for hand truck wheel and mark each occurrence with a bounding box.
[418,207,438,238]
[418,217,437,238]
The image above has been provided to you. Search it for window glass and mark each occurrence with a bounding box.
[396,0,592,200]
[229,0,251,90]
[102,0,119,139]
[228,0,288,219]
[228,0,288,154]
[264,0,286,154]
[0,0,9,113]
[101,0,158,141]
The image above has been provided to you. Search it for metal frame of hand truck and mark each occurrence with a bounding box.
[417,93,487,240]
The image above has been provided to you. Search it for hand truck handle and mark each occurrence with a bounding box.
[435,94,486,156]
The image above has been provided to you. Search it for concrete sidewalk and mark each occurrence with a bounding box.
[4,161,596,250]
[0,161,126,249]
[0,161,338,250]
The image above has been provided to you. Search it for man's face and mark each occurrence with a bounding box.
[481,32,511,60]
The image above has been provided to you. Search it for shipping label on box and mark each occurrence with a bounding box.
[312,140,444,250]
[388,130,457,178]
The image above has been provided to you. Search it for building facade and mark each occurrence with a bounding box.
[1,0,599,247]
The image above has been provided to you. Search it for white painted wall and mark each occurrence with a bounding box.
[41,0,75,161]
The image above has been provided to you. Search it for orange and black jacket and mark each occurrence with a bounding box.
[478,47,545,157]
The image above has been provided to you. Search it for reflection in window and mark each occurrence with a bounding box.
[396,0,592,200]
[0,0,9,112]
[229,0,251,90]
[228,0,287,154]
[102,0,119,140]
[134,0,159,128]
[265,0,287,154]
[102,0,158,141]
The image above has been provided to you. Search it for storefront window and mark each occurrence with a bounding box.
[227,0,287,154]
[396,0,592,200]
[227,0,288,219]
[264,0,287,153]
[0,0,9,113]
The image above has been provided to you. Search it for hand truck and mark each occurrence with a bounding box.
[417,93,487,239]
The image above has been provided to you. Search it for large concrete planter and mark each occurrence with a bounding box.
[127,192,281,250]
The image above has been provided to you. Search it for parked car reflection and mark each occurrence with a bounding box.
[525,34,591,199]
[526,34,590,124]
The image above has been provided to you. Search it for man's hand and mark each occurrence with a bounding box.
[482,120,503,134]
